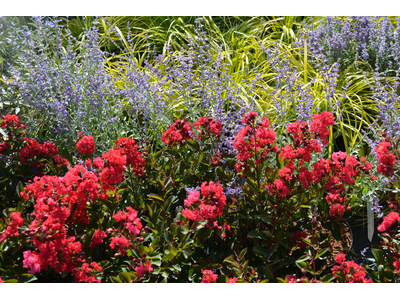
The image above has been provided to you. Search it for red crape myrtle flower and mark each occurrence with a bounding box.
[99,148,127,190]
[135,261,153,278]
[321,151,373,217]
[227,277,238,283]
[90,230,107,248]
[377,211,400,232]
[18,164,115,278]
[1,114,23,129]
[162,119,193,146]
[113,206,143,236]
[201,270,218,283]
[309,111,335,145]
[182,181,226,223]
[39,142,58,156]
[331,254,372,283]
[233,111,276,173]
[290,230,308,248]
[74,261,102,283]
[76,135,96,156]
[19,138,41,163]
[375,141,397,177]
[0,212,24,242]
[114,137,145,176]
[193,116,222,139]
[110,235,130,256]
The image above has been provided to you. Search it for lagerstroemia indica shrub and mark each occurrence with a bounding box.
[1,110,390,283]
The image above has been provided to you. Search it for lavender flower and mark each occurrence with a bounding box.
[298,17,400,74]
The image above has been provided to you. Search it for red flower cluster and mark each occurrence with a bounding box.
[276,114,333,191]
[18,137,68,170]
[266,178,290,198]
[0,212,24,242]
[114,137,145,176]
[182,181,226,223]
[90,230,107,248]
[135,261,153,278]
[309,111,335,145]
[162,119,193,146]
[213,221,231,239]
[1,114,24,129]
[283,122,323,163]
[17,158,133,280]
[99,148,127,190]
[233,111,276,173]
[113,206,143,236]
[377,211,400,232]
[74,261,102,283]
[331,254,372,283]
[76,135,96,156]
[193,116,222,139]
[375,141,397,177]
[227,277,238,283]
[323,152,373,216]
[290,230,308,248]
[0,141,10,153]
[19,138,41,163]
[110,235,130,256]
[201,270,218,283]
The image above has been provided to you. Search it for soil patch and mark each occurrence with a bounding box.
[323,221,352,265]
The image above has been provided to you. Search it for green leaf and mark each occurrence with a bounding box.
[315,247,330,260]
[330,221,341,240]
[5,279,18,283]
[148,193,163,201]
[372,248,384,265]
[172,264,181,272]
[248,230,268,240]
[253,246,267,258]
[18,274,37,283]
[239,248,247,259]
[180,225,189,235]
[182,249,192,259]
[120,272,132,283]
[378,264,385,281]
[320,273,335,282]
[164,230,172,243]
[255,214,272,225]
[267,243,279,259]
[365,266,378,280]
[264,264,274,279]
[296,255,311,263]
[187,139,199,151]
[111,276,123,283]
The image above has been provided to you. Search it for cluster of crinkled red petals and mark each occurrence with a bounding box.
[76,135,96,156]
[375,141,397,177]
[1,114,25,129]
[331,254,372,283]
[290,231,308,248]
[378,212,400,274]
[162,116,222,147]
[233,111,277,173]
[161,118,193,146]
[201,270,237,283]
[3,136,148,282]
[182,181,226,223]
[234,111,372,217]
[193,116,223,139]
[0,115,68,176]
